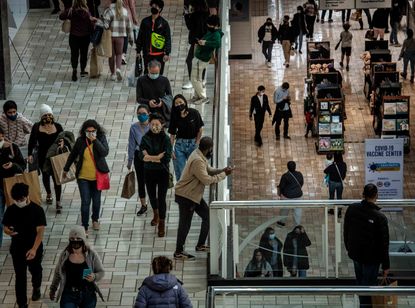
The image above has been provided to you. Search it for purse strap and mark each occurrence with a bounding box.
[86,138,98,170]
[289,171,301,188]
[334,163,344,185]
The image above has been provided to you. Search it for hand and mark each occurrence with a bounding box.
[157,152,165,160]
[149,99,159,108]
[49,291,56,301]
[88,134,96,141]
[4,226,18,236]
[163,55,170,62]
[224,166,234,175]
[27,155,33,164]
[58,139,65,149]
[62,171,68,179]
[383,269,390,278]
[90,16,98,22]
[172,151,176,160]
[249,116,252,121]
[198,40,206,46]
[84,273,95,282]
[2,162,13,169]
[26,248,37,260]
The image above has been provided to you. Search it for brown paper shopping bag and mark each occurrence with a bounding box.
[96,29,112,58]
[50,152,76,185]
[371,279,398,308]
[121,171,136,199]
[89,48,102,78]
[3,171,42,206]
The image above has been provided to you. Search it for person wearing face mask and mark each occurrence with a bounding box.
[278,15,294,68]
[2,183,46,308]
[259,227,283,277]
[0,100,33,152]
[49,226,105,307]
[28,104,64,207]
[257,18,278,67]
[272,82,293,139]
[0,127,26,248]
[249,85,272,147]
[63,120,109,236]
[283,225,311,277]
[127,105,151,216]
[139,113,172,237]
[174,137,233,261]
[244,249,273,277]
[169,94,204,181]
[136,0,171,75]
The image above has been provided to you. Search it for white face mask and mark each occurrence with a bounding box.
[15,198,28,208]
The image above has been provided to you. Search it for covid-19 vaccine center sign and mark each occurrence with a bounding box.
[365,139,404,199]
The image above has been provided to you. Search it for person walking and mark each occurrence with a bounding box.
[103,0,134,81]
[357,9,373,30]
[257,17,278,67]
[390,1,402,47]
[169,95,204,181]
[338,23,353,71]
[2,183,46,308]
[133,256,193,307]
[291,6,307,54]
[344,184,390,308]
[249,85,272,147]
[277,161,304,226]
[139,113,172,237]
[272,82,292,139]
[259,227,283,277]
[174,137,233,261]
[283,225,311,277]
[136,0,171,75]
[324,153,347,217]
[303,0,318,39]
[320,9,333,24]
[372,8,388,40]
[49,226,105,307]
[127,105,150,216]
[399,29,415,83]
[28,104,64,208]
[244,249,273,277]
[278,15,294,68]
[59,0,95,82]
[63,120,109,236]
[342,9,351,24]
[121,0,138,65]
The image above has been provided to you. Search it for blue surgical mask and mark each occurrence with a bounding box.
[269,233,276,240]
[138,113,149,123]
[7,114,17,121]
[149,73,159,80]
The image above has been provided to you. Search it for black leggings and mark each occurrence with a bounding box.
[144,168,169,219]
[42,171,62,202]
[133,151,146,199]
[69,34,90,71]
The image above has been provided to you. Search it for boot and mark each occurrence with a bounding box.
[158,219,165,237]
[151,209,159,226]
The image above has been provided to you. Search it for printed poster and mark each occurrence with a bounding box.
[319,0,354,10]
[356,0,392,9]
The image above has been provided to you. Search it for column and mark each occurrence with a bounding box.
[0,0,12,99]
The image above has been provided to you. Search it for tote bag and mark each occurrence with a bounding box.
[89,48,102,78]
[121,171,136,199]
[3,171,42,206]
[86,140,110,191]
[50,151,76,185]
[96,29,112,58]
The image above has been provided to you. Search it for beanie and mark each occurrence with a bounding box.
[39,104,53,118]
[68,225,87,243]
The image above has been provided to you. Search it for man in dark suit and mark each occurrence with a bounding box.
[249,85,272,146]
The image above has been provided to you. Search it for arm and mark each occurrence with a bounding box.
[249,97,255,118]
[138,137,160,162]
[136,79,150,105]
[298,172,304,187]
[21,116,33,134]
[134,287,147,308]
[165,20,172,55]
[12,145,25,172]
[379,216,390,270]
[266,97,272,115]
[26,225,45,260]
[49,252,65,296]
[27,123,39,156]
[127,126,137,169]
[93,135,109,157]
[129,0,138,25]
[278,175,287,196]
[184,13,192,30]
[300,232,311,247]
[91,250,105,282]
[196,127,203,144]
[64,138,81,172]
[102,7,112,30]
[160,135,172,165]
[257,25,264,42]
[178,284,193,308]
[204,32,222,49]
[59,8,71,20]
[191,159,226,185]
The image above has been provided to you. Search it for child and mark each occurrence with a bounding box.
[304,107,314,137]
[338,23,353,71]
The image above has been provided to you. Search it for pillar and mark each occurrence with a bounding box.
[0,0,12,99]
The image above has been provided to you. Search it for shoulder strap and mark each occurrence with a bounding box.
[334,163,344,184]
[289,171,301,188]
[86,138,97,168]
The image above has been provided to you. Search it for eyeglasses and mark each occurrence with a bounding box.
[85,129,96,133]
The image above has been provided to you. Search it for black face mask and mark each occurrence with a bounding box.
[178,104,186,111]
[151,7,159,15]
[205,150,213,160]
[208,27,216,32]
[266,22,272,26]
[70,240,83,250]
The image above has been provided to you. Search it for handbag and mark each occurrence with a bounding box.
[96,29,112,58]
[3,170,42,206]
[121,171,136,199]
[50,150,76,185]
[61,9,72,33]
[28,146,39,172]
[89,48,102,78]
[90,24,104,46]
[135,55,143,77]
[86,139,110,191]
[371,278,398,308]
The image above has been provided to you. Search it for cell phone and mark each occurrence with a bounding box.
[83,268,92,278]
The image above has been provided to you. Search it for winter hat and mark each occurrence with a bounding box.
[39,104,53,117]
[68,225,87,242]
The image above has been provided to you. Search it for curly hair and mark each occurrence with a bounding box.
[79,119,106,137]
[152,256,172,274]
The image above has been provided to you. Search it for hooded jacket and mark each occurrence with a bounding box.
[0,143,25,189]
[184,10,209,45]
[134,273,193,308]
[43,131,76,174]
[257,22,278,43]
[0,113,33,147]
[195,29,223,62]
[283,228,311,270]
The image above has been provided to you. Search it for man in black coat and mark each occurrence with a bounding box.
[344,184,390,308]
[249,85,272,147]
[257,18,278,67]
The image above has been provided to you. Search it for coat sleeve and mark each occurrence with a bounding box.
[160,135,172,165]
[64,138,81,172]
[49,251,65,295]
[191,159,226,185]
[127,126,136,169]
[249,97,255,117]
[300,232,311,247]
[21,116,33,135]
[93,135,109,157]
[12,144,25,173]
[165,20,172,55]
[28,123,39,156]
[135,19,145,53]
[136,79,150,105]
[265,97,272,115]
[257,25,264,41]
[91,250,105,282]
[134,287,147,308]
[379,215,390,270]
[178,284,193,308]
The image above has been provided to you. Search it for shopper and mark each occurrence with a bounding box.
[399,29,415,83]
[342,9,351,24]
[52,0,60,14]
[259,227,283,277]
[291,6,307,54]
[49,226,105,307]
[244,249,273,277]
[134,256,193,307]
[278,15,294,68]
[372,8,388,40]
[272,82,292,139]
[136,0,171,75]
[103,0,134,81]
[127,105,150,216]
[324,153,347,217]
[304,107,314,137]
[277,161,304,226]
[390,1,402,46]
[174,137,233,261]
[357,9,373,30]
[283,225,311,277]
[139,113,172,237]
[344,184,390,308]
[122,0,138,65]
[2,183,46,308]
[183,0,209,89]
[338,23,353,71]
[257,17,278,67]
[0,128,25,247]
[28,104,64,207]
[0,100,33,149]
[63,120,109,236]
[169,95,204,181]
[249,85,272,147]
[190,15,223,105]
[87,0,101,17]
[59,0,95,82]
[320,9,333,24]
[303,0,318,39]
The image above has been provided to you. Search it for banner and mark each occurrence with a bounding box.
[356,0,392,9]
[365,139,404,199]
[319,0,355,10]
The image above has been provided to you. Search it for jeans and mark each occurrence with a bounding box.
[143,54,165,75]
[353,261,380,307]
[109,37,124,74]
[403,51,415,77]
[254,114,265,144]
[295,31,304,51]
[60,288,97,308]
[175,196,209,253]
[173,138,197,181]
[144,169,169,219]
[69,34,90,71]
[12,246,43,306]
[42,170,62,202]
[262,41,273,62]
[328,180,343,200]
[191,58,210,99]
[390,22,399,44]
[77,179,101,230]
[0,187,4,247]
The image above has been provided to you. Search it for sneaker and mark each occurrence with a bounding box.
[299,50,302,54]
[321,19,325,24]
[266,61,272,68]
[72,71,78,82]
[56,203,62,214]
[328,19,333,23]
[188,96,200,103]
[80,71,88,77]
[194,97,209,105]
[283,135,291,139]
[116,68,122,81]
[32,287,41,301]
[174,251,196,261]
[276,221,285,227]
[385,29,390,34]
[285,63,289,68]
[92,221,100,231]
[339,62,344,68]
[394,43,402,47]
[110,74,116,81]
[122,54,127,65]
[182,81,193,89]
[400,72,407,80]
[136,205,148,216]
[346,65,349,71]
[195,245,210,252]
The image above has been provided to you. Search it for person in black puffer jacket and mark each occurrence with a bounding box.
[283,225,311,277]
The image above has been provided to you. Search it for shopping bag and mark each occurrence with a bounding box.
[61,8,72,33]
[50,152,76,185]
[135,55,143,77]
[121,171,136,199]
[96,29,112,58]
[90,48,102,78]
[96,171,110,191]
[3,171,42,206]
[371,278,398,308]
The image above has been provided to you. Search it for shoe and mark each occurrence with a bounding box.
[110,74,116,81]
[328,209,335,215]
[385,29,390,33]
[46,195,53,204]
[194,97,209,105]
[283,135,291,139]
[346,66,349,71]
[339,62,344,68]
[158,219,165,237]
[328,19,333,23]
[56,202,62,214]
[400,72,407,80]
[72,70,78,82]
[304,134,308,138]
[182,81,193,89]
[121,54,127,65]
[338,209,343,219]
[321,20,325,24]
[116,68,122,81]
[299,50,302,54]
[276,221,285,227]
[266,61,272,68]
[285,63,289,68]
[92,221,100,231]
[195,245,210,252]
[32,287,41,301]
[174,251,196,261]
[394,43,401,47]
[137,205,148,216]
[188,96,200,103]
[80,71,88,77]
[51,8,60,15]
[151,209,159,226]
[275,135,280,139]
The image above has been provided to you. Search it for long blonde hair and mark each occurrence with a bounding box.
[112,0,123,18]
[72,0,88,11]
